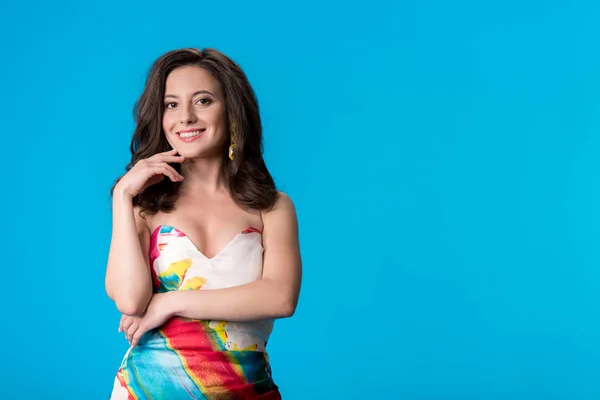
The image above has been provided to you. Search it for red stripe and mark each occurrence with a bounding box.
[160,318,260,397]
[242,227,262,235]
[115,368,137,400]
[149,229,163,289]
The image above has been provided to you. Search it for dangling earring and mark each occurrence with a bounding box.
[229,122,237,160]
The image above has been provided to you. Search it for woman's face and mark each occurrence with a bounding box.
[162,65,227,159]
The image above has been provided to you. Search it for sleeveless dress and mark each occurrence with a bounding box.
[109,225,281,399]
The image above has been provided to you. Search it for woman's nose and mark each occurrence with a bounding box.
[180,103,197,124]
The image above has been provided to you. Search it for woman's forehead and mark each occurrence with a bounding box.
[165,66,221,95]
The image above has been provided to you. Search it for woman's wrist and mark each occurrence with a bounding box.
[160,291,183,318]
[113,184,134,202]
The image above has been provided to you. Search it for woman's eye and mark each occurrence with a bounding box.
[196,98,211,105]
[165,102,177,109]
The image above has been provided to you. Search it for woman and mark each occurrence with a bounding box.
[105,48,302,399]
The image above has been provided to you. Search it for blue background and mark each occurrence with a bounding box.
[1,0,599,398]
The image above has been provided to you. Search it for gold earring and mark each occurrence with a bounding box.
[229,123,237,160]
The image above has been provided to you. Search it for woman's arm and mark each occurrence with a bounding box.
[166,192,302,321]
[105,190,153,316]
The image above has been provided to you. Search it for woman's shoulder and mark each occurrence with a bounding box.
[261,191,298,226]
[269,191,295,212]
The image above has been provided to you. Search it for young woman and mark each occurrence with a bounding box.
[105,48,302,399]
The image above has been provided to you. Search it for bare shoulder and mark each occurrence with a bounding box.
[261,191,299,248]
[262,191,298,226]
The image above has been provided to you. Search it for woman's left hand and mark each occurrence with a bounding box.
[119,314,143,345]
[119,293,173,348]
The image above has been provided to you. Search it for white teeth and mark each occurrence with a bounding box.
[179,130,202,138]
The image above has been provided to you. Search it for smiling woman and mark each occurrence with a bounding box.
[105,48,302,399]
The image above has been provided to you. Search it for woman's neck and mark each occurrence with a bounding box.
[179,156,227,195]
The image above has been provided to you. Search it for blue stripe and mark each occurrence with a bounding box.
[159,225,174,234]
[123,330,207,399]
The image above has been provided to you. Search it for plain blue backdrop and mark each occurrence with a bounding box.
[1,0,600,398]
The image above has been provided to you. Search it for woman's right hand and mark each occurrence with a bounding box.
[115,148,185,198]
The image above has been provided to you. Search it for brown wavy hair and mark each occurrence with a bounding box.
[110,48,277,214]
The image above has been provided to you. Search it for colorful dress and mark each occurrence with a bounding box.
[109,225,280,399]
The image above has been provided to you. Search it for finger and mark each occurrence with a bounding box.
[156,148,178,156]
[162,163,184,181]
[149,161,182,175]
[121,317,135,334]
[126,321,139,342]
[131,327,146,348]
[144,164,178,183]
[150,154,185,164]
[118,315,125,332]
[156,165,181,182]
[149,164,183,182]
[152,148,183,160]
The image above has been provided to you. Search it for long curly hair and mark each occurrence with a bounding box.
[110,48,277,214]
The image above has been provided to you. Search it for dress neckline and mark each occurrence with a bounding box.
[151,224,262,261]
